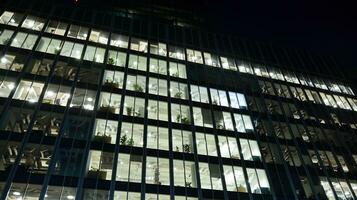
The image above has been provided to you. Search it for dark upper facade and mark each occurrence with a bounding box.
[0,0,357,200]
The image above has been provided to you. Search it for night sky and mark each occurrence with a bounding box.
[76,0,357,84]
[197,0,357,83]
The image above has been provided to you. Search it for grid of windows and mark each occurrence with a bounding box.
[1,11,355,97]
[0,8,357,200]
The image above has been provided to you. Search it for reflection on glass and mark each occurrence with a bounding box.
[45,20,68,35]
[120,122,144,147]
[89,29,109,44]
[87,150,114,180]
[204,52,220,67]
[149,58,167,75]
[223,165,247,192]
[107,50,126,67]
[93,119,118,144]
[116,153,142,182]
[0,11,24,26]
[13,80,44,103]
[146,157,170,185]
[0,77,15,97]
[150,42,167,56]
[70,88,96,110]
[0,29,14,45]
[98,92,121,114]
[43,84,71,106]
[103,70,124,89]
[130,38,148,52]
[67,24,89,40]
[199,162,223,190]
[21,15,45,31]
[172,129,193,153]
[147,126,169,151]
[174,159,197,188]
[84,46,105,63]
[110,33,129,48]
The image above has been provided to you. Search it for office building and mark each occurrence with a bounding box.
[0,0,357,199]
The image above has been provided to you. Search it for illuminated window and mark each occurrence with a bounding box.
[149,58,167,75]
[21,15,45,31]
[146,157,170,185]
[120,122,144,147]
[60,41,84,59]
[130,38,148,52]
[123,96,145,117]
[13,80,44,103]
[168,45,185,60]
[199,162,223,190]
[169,62,186,79]
[0,29,14,45]
[107,50,126,67]
[187,49,203,64]
[67,25,89,40]
[220,56,236,70]
[89,29,109,44]
[190,85,209,103]
[10,32,38,49]
[0,11,24,26]
[110,33,129,48]
[98,92,121,114]
[84,46,105,63]
[150,41,167,56]
[128,54,147,71]
[45,20,68,35]
[36,37,63,54]
[147,126,169,151]
[204,52,221,67]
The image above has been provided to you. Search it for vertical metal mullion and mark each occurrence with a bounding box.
[71,10,101,200]
[205,88,229,200]
[246,91,288,199]
[256,81,299,199]
[248,74,299,199]
[38,47,86,200]
[262,51,322,200]
[299,83,357,200]
[319,123,356,200]
[280,49,339,200]
[108,36,131,200]
[228,37,276,200]
[164,40,176,200]
[315,54,357,200]
[0,7,58,200]
[259,44,313,200]
[225,90,252,200]
[0,12,37,126]
[184,63,203,199]
[37,6,88,199]
[140,32,150,200]
[201,30,229,200]
[213,37,242,195]
[270,81,320,199]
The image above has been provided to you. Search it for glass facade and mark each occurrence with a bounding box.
[0,2,356,200]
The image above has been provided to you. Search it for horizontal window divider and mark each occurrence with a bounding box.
[100,86,123,94]
[0,68,21,78]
